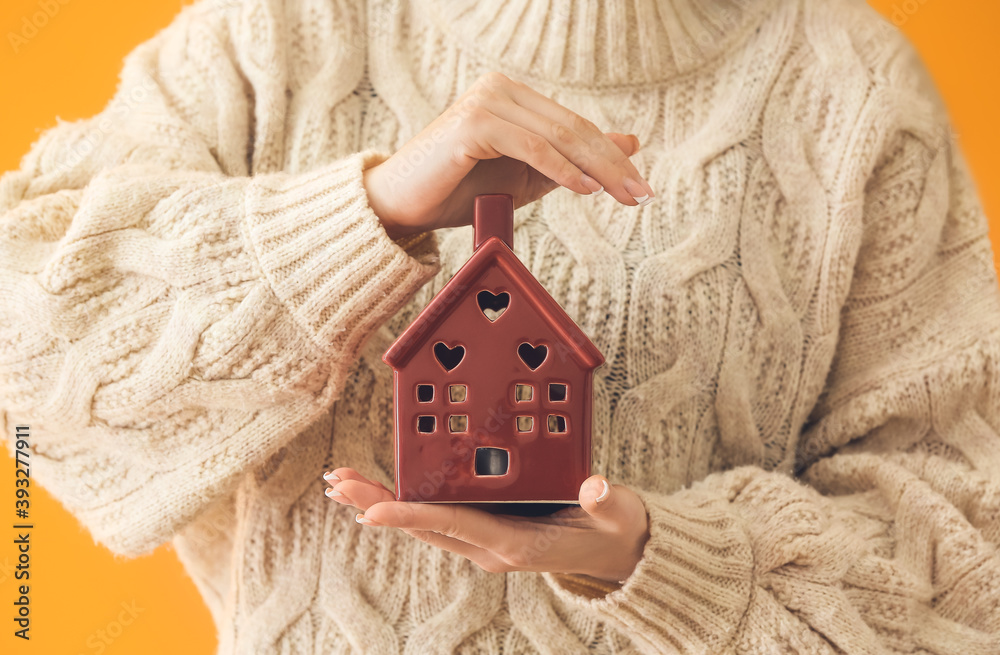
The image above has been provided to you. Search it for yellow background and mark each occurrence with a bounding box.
[1,1,998,652]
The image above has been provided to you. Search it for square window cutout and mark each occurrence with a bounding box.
[548,383,567,402]
[417,384,434,402]
[516,416,533,432]
[515,384,533,402]
[547,415,567,433]
[449,415,468,432]
[417,416,436,433]
[449,384,467,402]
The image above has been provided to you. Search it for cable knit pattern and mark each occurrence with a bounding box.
[2,0,999,652]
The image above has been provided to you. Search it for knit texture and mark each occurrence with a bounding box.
[2,0,999,652]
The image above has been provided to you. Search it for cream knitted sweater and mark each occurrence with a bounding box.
[2,0,1000,652]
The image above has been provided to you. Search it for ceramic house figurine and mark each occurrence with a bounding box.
[382,194,605,505]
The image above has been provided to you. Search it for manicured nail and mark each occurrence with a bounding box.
[323,471,340,482]
[355,513,373,525]
[623,177,653,206]
[580,174,603,195]
[630,134,641,152]
[325,487,342,498]
[595,479,610,503]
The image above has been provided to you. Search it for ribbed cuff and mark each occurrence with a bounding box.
[242,148,441,352]
[543,487,754,654]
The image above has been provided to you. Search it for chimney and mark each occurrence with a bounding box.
[473,194,514,252]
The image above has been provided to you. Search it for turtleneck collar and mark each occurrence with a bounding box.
[418,0,779,89]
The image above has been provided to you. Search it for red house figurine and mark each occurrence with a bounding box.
[382,194,605,505]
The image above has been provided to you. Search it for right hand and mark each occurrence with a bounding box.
[363,71,655,240]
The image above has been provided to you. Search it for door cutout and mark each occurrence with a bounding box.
[477,290,510,322]
[475,448,509,476]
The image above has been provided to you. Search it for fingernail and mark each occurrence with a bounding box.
[325,487,342,498]
[595,479,610,503]
[580,174,603,195]
[323,471,340,482]
[630,134,641,152]
[623,177,654,207]
[355,513,373,525]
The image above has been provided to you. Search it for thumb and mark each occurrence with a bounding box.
[579,474,618,520]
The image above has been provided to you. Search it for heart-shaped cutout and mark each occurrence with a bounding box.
[517,342,548,370]
[477,290,510,322]
[434,342,465,371]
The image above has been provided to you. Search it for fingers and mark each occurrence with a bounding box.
[394,526,505,572]
[362,502,517,554]
[325,468,393,493]
[322,469,649,580]
[322,473,505,572]
[520,131,637,203]
[485,99,610,192]
[358,502,567,575]
[492,73,655,205]
[327,479,395,511]
[325,467,366,484]
[358,502,518,573]
[457,72,654,206]
[460,108,597,197]
[490,102,650,203]
[323,468,396,510]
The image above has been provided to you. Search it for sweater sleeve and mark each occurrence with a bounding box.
[541,59,1000,655]
[0,1,440,557]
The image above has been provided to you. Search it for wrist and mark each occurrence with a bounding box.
[589,520,649,584]
[548,572,624,598]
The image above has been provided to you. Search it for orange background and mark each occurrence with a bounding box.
[0,1,998,653]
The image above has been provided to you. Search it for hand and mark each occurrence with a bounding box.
[322,468,651,583]
[363,71,655,240]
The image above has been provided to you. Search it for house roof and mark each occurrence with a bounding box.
[383,235,605,371]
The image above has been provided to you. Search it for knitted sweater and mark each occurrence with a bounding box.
[2,0,999,652]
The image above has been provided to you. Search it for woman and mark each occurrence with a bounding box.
[2,0,998,652]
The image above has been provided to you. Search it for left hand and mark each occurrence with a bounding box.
[322,468,650,583]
